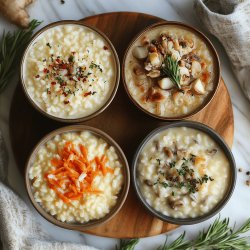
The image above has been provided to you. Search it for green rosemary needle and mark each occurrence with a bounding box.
[116,239,140,250]
[115,218,250,250]
[0,19,42,93]
[158,217,250,250]
[161,55,181,89]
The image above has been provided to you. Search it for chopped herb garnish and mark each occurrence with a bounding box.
[46,42,52,48]
[153,153,214,194]
[161,182,169,188]
[68,55,74,62]
[55,76,64,84]
[156,158,161,165]
[169,161,176,168]
[190,154,196,162]
[90,61,103,72]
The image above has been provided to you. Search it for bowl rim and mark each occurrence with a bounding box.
[122,21,221,121]
[20,20,120,123]
[132,121,236,225]
[25,125,130,230]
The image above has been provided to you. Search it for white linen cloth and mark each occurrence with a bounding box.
[194,0,250,100]
[0,131,98,250]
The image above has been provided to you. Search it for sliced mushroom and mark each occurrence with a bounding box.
[179,39,188,48]
[192,78,206,95]
[206,148,218,156]
[173,39,180,51]
[148,52,162,67]
[179,60,186,67]
[158,44,166,55]
[185,63,192,70]
[179,67,190,85]
[144,62,153,71]
[176,149,187,159]
[187,39,194,48]
[180,46,193,56]
[179,66,190,77]
[132,46,148,60]
[158,78,175,90]
[162,39,168,51]
[144,179,154,186]
[163,147,174,158]
[171,50,181,61]
[162,40,174,54]
[141,36,150,46]
[147,69,161,78]
[133,66,146,78]
[181,75,191,86]
[167,196,184,210]
[191,61,202,78]
[159,33,166,40]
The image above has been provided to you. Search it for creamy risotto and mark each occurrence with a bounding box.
[23,24,117,119]
[137,127,230,218]
[29,131,124,223]
[124,25,216,117]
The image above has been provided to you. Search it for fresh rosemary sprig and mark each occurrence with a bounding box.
[158,217,250,250]
[116,239,139,250]
[0,19,42,93]
[157,232,189,250]
[116,218,250,250]
[161,55,181,89]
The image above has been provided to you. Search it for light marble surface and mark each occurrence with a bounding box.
[0,0,250,249]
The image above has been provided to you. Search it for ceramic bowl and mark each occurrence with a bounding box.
[132,121,236,225]
[122,21,220,121]
[25,125,130,230]
[20,20,120,123]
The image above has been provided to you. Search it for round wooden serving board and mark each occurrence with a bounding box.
[9,12,234,238]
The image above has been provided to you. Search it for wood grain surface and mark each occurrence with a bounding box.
[9,12,234,238]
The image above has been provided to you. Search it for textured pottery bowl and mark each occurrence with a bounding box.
[123,21,220,121]
[20,20,120,123]
[25,125,130,230]
[132,121,236,225]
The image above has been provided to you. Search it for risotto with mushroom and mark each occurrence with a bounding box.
[124,25,217,117]
[137,127,230,218]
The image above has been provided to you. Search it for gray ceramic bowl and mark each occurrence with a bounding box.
[20,20,120,123]
[25,125,130,230]
[132,121,236,225]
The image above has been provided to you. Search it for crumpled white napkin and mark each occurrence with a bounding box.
[194,0,250,100]
[0,130,99,250]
